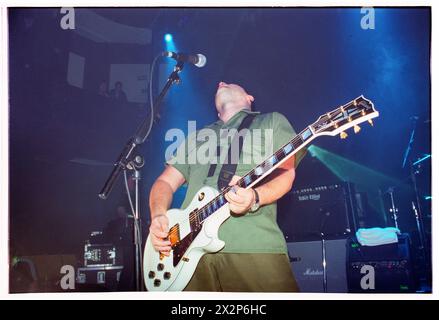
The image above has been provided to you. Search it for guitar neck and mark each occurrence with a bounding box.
[194,126,315,223]
[236,126,314,190]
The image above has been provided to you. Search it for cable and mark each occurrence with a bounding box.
[121,54,161,290]
[123,54,161,218]
[141,54,161,143]
[123,170,136,218]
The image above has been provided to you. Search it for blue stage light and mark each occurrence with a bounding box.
[164,34,173,42]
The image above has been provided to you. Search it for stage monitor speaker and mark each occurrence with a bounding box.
[287,239,348,293]
[278,183,356,242]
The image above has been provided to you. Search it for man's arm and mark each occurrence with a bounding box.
[225,156,295,214]
[255,156,295,206]
[149,165,186,254]
[150,165,185,219]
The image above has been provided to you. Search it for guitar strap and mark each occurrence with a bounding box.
[207,113,256,190]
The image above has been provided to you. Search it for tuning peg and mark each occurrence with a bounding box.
[340,131,348,139]
[368,119,374,126]
[354,125,361,134]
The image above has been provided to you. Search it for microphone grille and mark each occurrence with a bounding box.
[195,54,207,68]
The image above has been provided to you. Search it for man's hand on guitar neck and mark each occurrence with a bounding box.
[225,175,256,215]
[225,156,296,215]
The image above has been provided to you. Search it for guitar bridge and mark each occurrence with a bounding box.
[168,224,180,246]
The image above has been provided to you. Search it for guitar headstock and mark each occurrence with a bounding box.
[311,95,379,139]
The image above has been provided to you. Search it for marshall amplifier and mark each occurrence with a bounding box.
[287,239,348,292]
[278,182,357,242]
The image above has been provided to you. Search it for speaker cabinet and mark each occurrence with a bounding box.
[287,239,348,293]
[278,183,356,242]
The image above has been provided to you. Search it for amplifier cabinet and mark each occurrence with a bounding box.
[279,183,356,242]
[287,239,348,293]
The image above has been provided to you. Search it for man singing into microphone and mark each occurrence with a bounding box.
[148,81,306,291]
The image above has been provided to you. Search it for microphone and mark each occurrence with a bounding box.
[162,51,207,68]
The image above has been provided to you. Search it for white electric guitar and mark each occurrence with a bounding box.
[143,95,379,291]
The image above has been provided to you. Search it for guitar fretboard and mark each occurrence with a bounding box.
[190,126,315,227]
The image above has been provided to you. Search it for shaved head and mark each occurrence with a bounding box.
[215,82,255,121]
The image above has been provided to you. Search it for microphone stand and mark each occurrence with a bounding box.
[402,117,417,169]
[386,187,399,230]
[320,232,328,293]
[319,209,331,293]
[410,159,429,285]
[98,60,185,291]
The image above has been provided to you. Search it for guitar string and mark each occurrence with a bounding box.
[169,106,371,243]
[167,131,309,240]
[167,104,361,239]
[167,109,346,238]
[169,112,345,239]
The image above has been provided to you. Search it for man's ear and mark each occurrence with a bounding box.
[247,95,255,103]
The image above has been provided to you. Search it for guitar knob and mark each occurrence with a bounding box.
[148,271,155,279]
[368,119,374,126]
[154,279,161,287]
[164,272,171,280]
[354,125,361,134]
[157,263,165,271]
[340,131,348,139]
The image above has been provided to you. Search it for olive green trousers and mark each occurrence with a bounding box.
[184,253,299,292]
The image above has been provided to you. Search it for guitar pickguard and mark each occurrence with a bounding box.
[172,227,201,267]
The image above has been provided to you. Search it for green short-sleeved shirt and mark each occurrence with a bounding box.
[166,109,307,254]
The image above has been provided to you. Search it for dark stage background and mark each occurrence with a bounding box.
[8,7,431,290]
